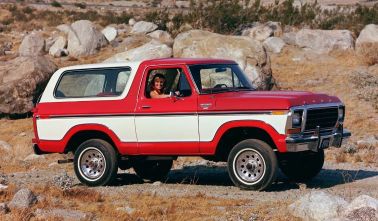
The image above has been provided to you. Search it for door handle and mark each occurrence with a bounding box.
[141,105,151,109]
[200,103,212,109]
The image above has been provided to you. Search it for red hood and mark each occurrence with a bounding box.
[212,91,341,111]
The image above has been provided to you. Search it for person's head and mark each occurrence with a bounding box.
[150,73,166,92]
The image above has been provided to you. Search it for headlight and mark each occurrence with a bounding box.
[292,111,303,128]
[338,106,345,121]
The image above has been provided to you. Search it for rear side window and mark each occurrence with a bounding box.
[55,68,131,98]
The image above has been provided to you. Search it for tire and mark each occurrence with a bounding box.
[132,159,173,182]
[278,150,324,182]
[74,139,118,186]
[227,139,278,191]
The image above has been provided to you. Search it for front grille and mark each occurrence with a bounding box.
[304,107,338,131]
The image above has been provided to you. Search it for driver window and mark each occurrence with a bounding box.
[146,68,192,99]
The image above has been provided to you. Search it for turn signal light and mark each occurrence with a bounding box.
[286,128,301,134]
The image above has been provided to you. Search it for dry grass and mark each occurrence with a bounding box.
[357,42,378,66]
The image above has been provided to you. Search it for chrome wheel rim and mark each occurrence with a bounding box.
[234,149,266,184]
[79,147,106,181]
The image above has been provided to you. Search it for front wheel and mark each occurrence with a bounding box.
[132,159,173,182]
[227,139,278,191]
[74,139,118,186]
[277,150,324,182]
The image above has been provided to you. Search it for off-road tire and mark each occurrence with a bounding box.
[278,150,324,182]
[74,139,118,186]
[227,139,278,191]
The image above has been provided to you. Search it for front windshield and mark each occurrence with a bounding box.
[188,64,254,94]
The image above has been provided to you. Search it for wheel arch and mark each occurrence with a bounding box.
[210,120,287,161]
[63,124,121,154]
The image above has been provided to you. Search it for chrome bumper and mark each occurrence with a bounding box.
[285,129,351,152]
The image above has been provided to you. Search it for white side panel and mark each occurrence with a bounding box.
[135,116,199,142]
[199,114,288,142]
[37,117,137,141]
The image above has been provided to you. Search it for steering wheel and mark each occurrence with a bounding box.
[214,84,228,89]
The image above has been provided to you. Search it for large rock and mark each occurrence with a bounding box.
[101,26,117,42]
[173,30,273,90]
[147,30,173,46]
[8,188,37,209]
[241,22,282,41]
[289,191,348,221]
[19,32,45,57]
[295,29,354,53]
[122,34,152,51]
[35,208,92,220]
[263,37,285,54]
[49,36,68,57]
[356,24,378,65]
[67,20,107,58]
[104,40,172,63]
[344,195,378,221]
[131,21,158,34]
[282,32,297,45]
[0,56,57,114]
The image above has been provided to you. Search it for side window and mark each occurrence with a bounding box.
[145,68,192,98]
[200,67,233,89]
[55,68,131,98]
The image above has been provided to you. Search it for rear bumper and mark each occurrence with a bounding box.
[285,129,351,152]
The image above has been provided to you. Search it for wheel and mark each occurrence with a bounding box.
[132,159,173,182]
[74,139,118,186]
[277,150,324,182]
[227,139,278,191]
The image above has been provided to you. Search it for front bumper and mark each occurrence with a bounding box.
[285,129,351,152]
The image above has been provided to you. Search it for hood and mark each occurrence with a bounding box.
[212,91,341,111]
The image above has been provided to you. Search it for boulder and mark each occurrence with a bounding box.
[0,56,57,114]
[289,191,348,221]
[35,208,92,220]
[56,24,72,34]
[266,21,283,37]
[67,20,107,57]
[122,34,152,51]
[173,30,273,90]
[282,32,297,45]
[295,29,354,53]
[128,18,136,26]
[263,37,285,54]
[0,140,11,151]
[356,24,378,65]
[242,25,273,41]
[102,26,117,42]
[131,21,158,34]
[49,36,68,57]
[335,195,378,221]
[19,32,45,57]
[104,40,172,63]
[147,30,173,46]
[9,188,37,209]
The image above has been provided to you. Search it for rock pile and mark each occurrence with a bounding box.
[289,191,378,221]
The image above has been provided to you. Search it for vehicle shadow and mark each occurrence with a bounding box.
[114,165,378,191]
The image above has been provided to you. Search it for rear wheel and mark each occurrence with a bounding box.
[74,139,118,186]
[132,159,173,182]
[227,139,278,191]
[278,150,324,182]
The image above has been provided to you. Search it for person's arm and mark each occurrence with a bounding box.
[150,90,170,98]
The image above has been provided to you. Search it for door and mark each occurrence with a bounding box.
[135,65,199,154]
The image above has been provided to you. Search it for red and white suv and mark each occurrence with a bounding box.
[32,58,351,190]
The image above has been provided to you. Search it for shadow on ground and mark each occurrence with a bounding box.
[114,165,378,191]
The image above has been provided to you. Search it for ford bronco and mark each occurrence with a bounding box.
[32,58,351,190]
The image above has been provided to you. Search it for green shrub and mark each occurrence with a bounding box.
[51,1,62,8]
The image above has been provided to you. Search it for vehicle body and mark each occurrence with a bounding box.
[32,58,351,190]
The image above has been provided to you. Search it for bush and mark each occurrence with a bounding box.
[74,2,86,9]
[51,1,62,8]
